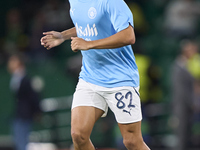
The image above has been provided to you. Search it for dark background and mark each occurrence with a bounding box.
[0,0,200,150]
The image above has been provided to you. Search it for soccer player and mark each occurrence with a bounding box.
[41,0,150,149]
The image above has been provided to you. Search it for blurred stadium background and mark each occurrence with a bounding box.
[0,0,200,150]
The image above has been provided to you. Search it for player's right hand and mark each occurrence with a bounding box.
[40,31,65,50]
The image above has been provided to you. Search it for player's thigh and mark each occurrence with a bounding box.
[71,106,104,136]
[118,121,143,141]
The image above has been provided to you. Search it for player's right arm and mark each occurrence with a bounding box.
[41,27,77,50]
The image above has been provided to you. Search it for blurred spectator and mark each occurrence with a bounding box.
[171,40,198,150]
[7,54,41,150]
[3,8,29,55]
[193,80,200,146]
[187,44,200,79]
[193,79,200,147]
[164,0,200,39]
[194,80,200,118]
[187,41,200,148]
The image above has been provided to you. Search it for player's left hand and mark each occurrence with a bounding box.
[71,37,90,52]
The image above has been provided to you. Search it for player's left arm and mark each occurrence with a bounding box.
[71,24,135,52]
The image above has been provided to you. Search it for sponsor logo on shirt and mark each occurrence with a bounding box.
[75,23,98,37]
[88,7,97,19]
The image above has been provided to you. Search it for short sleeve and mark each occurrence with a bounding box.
[105,0,134,32]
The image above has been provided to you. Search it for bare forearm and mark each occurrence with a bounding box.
[61,27,77,41]
[70,25,136,52]
[88,25,135,49]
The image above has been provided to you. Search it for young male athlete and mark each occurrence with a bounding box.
[41,0,150,149]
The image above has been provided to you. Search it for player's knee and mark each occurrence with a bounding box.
[123,138,142,150]
[123,139,136,149]
[71,131,88,146]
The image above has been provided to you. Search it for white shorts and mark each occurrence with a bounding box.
[72,79,142,124]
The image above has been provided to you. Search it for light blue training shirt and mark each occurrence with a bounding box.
[69,0,139,88]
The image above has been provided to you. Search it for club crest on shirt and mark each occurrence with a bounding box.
[88,7,97,19]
